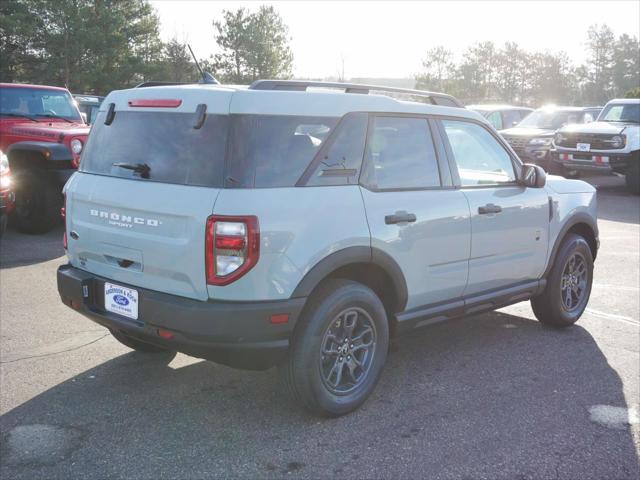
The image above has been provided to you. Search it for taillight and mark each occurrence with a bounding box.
[206,215,259,286]
[62,193,67,249]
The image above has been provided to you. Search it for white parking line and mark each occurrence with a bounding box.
[585,308,640,326]
[593,283,640,292]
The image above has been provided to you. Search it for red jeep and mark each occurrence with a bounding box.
[0,83,90,233]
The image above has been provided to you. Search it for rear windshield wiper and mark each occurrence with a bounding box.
[0,112,38,122]
[34,113,73,123]
[113,162,151,178]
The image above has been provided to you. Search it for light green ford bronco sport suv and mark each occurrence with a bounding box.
[58,80,598,416]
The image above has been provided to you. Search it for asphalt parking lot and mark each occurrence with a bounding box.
[0,175,638,479]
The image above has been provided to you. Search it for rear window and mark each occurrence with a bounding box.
[80,111,229,187]
[226,115,338,187]
[81,112,341,188]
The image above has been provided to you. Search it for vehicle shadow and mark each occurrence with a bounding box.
[1,312,637,479]
[584,174,640,225]
[0,225,65,268]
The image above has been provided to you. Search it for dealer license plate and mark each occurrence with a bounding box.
[104,282,139,320]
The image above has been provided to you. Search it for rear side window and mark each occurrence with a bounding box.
[361,116,440,190]
[442,120,516,186]
[305,113,368,186]
[226,115,338,188]
[81,111,228,187]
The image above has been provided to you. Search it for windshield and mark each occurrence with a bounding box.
[517,110,583,130]
[0,87,82,121]
[598,103,640,123]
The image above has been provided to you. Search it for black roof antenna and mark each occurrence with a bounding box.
[188,44,219,85]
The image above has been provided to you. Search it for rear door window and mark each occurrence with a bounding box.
[360,116,441,190]
[226,115,338,188]
[80,111,228,187]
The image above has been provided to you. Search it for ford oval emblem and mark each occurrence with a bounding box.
[113,294,129,306]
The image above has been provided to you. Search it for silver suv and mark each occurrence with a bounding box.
[57,81,599,416]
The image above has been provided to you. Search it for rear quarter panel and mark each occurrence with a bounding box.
[208,186,371,301]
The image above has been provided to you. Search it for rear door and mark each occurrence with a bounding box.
[359,115,471,311]
[438,118,549,296]
[65,89,232,301]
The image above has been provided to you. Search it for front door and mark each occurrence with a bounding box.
[439,119,550,296]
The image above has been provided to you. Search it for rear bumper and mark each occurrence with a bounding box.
[57,264,306,369]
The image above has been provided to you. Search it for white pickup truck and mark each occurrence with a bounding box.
[551,98,640,193]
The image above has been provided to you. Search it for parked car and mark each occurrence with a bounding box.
[467,104,533,130]
[74,94,104,125]
[58,80,598,416]
[0,149,13,237]
[551,98,640,193]
[0,83,90,233]
[500,106,602,171]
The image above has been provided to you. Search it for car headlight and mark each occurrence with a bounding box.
[0,151,8,174]
[0,151,10,189]
[529,137,552,146]
[610,135,625,149]
[70,139,83,154]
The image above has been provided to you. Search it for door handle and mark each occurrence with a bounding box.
[478,203,503,214]
[385,211,417,225]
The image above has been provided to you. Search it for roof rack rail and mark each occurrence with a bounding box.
[249,80,464,108]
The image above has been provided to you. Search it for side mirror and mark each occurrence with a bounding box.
[521,163,546,188]
[80,112,88,124]
[512,121,519,127]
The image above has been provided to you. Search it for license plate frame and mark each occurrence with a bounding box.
[104,282,139,320]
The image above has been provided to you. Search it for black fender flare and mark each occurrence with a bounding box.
[543,212,599,278]
[291,246,409,312]
[7,141,73,165]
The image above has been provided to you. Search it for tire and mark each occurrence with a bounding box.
[625,160,640,194]
[531,233,593,327]
[0,212,6,238]
[13,170,61,234]
[110,329,177,357]
[548,160,563,176]
[279,279,389,417]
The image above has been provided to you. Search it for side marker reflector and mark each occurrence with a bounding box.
[157,329,175,339]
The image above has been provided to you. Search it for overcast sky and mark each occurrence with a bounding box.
[150,1,640,79]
